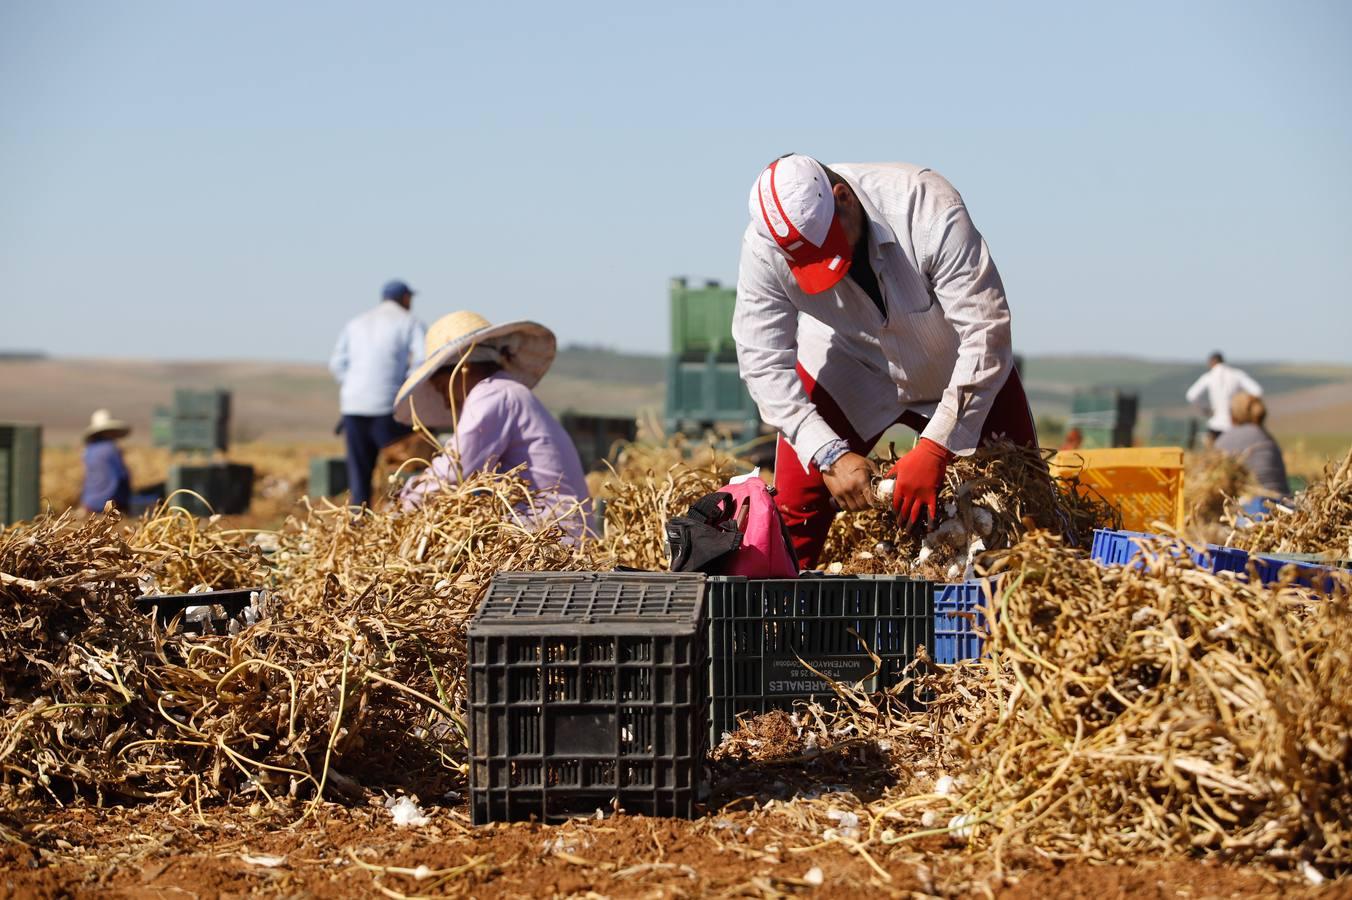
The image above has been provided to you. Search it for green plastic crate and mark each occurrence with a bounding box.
[1149,416,1199,450]
[150,407,173,447]
[1068,389,1137,448]
[164,389,232,453]
[172,389,231,421]
[308,456,349,499]
[1073,426,1116,450]
[1070,391,1115,416]
[670,278,737,356]
[170,418,229,453]
[0,424,42,525]
[664,354,760,440]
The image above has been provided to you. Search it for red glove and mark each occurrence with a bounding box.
[888,438,954,528]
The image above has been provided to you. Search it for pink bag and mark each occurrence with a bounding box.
[707,471,800,578]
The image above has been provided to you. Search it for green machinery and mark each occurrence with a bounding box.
[0,424,42,526]
[1067,388,1139,448]
[664,278,760,443]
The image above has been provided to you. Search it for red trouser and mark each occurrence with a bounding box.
[774,365,1038,569]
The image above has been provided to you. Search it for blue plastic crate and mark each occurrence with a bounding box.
[1251,556,1342,593]
[934,582,987,665]
[1091,529,1343,596]
[1090,529,1248,575]
[1090,528,1143,565]
[1204,544,1250,575]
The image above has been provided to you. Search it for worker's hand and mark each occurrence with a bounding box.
[887,438,954,528]
[821,452,877,512]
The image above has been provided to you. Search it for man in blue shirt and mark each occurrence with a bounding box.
[81,409,132,513]
[329,279,427,506]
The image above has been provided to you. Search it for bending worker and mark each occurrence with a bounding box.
[392,311,591,539]
[329,279,427,507]
[734,154,1036,569]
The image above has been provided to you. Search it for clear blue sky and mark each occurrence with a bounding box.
[2,1,1349,363]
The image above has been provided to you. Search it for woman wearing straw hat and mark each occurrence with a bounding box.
[81,409,132,513]
[393,311,591,538]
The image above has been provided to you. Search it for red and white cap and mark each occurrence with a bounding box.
[748,154,853,294]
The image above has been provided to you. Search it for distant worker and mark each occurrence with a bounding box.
[329,279,427,507]
[1215,392,1289,497]
[733,155,1036,568]
[1185,352,1262,445]
[81,409,132,513]
[393,311,591,539]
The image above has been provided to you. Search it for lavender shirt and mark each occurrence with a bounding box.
[400,372,592,537]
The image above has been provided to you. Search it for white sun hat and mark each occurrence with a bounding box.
[393,310,556,428]
[83,409,131,441]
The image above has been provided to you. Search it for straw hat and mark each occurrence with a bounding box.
[84,409,131,441]
[394,311,556,428]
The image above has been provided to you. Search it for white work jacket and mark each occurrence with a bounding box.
[1185,364,1263,432]
[733,162,1013,468]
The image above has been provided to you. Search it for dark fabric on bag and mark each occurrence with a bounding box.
[665,491,743,573]
[687,492,737,526]
[665,517,742,572]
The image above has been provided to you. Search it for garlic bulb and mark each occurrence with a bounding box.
[875,478,896,504]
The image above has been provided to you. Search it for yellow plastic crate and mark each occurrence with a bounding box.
[1049,447,1185,533]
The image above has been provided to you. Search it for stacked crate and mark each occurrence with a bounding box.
[1067,388,1138,448]
[160,389,254,515]
[664,278,761,444]
[0,424,41,525]
[169,389,231,454]
[1148,415,1200,450]
[468,572,708,824]
[467,571,988,825]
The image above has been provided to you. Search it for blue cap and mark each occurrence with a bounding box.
[382,279,414,301]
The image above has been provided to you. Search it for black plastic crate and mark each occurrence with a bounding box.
[468,571,708,824]
[166,463,254,516]
[308,456,349,499]
[707,576,934,746]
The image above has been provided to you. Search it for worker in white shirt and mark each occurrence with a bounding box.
[330,279,428,507]
[734,154,1037,569]
[1184,352,1263,444]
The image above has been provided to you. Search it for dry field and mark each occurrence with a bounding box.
[39,442,343,528]
[1,439,1350,898]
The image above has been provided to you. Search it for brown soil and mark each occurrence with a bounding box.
[0,804,1341,899]
[1002,859,1352,900]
